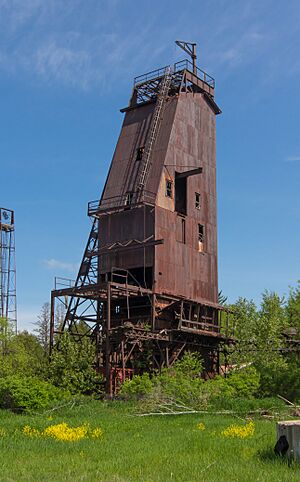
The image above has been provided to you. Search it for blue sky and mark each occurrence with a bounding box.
[1,0,299,331]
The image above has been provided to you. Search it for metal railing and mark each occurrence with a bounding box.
[133,59,215,89]
[88,190,157,216]
[174,59,215,87]
[134,65,170,86]
[54,276,75,290]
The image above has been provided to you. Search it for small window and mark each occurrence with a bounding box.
[136,146,144,161]
[176,216,186,243]
[165,179,173,198]
[125,192,133,205]
[181,219,186,244]
[195,192,201,210]
[175,172,187,214]
[198,224,204,252]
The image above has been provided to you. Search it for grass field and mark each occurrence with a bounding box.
[0,400,299,481]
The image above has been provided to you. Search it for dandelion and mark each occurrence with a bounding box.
[197,422,206,431]
[221,420,255,439]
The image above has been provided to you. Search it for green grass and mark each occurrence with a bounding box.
[0,400,299,481]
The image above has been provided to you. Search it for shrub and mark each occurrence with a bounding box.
[0,376,70,413]
[119,356,261,410]
[224,366,260,398]
[119,373,153,400]
[120,353,208,409]
[48,333,103,395]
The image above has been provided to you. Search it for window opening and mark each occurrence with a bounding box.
[136,146,145,161]
[175,172,187,215]
[125,192,133,205]
[195,192,201,210]
[182,219,186,244]
[198,224,204,252]
[165,179,173,198]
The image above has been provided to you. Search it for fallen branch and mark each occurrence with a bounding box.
[136,410,200,416]
[277,394,299,407]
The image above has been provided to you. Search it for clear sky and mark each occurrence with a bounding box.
[1,0,299,331]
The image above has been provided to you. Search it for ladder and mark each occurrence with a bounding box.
[137,65,173,197]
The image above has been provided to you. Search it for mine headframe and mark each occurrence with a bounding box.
[50,43,233,395]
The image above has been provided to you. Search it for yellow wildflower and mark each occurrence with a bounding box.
[197,422,206,431]
[42,423,88,442]
[22,422,103,442]
[22,425,40,437]
[90,427,103,439]
[221,420,255,439]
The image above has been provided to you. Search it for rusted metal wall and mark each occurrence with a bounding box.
[154,92,218,303]
[97,88,218,305]
[101,98,177,203]
[99,205,154,272]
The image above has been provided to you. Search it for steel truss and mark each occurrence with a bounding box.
[0,208,17,332]
[51,275,232,395]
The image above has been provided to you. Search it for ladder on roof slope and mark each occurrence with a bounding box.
[137,65,173,198]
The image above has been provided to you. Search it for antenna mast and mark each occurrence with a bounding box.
[175,40,197,74]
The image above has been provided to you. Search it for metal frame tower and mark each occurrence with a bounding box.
[50,42,234,395]
[0,208,17,332]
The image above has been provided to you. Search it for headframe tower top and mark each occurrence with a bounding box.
[175,40,197,74]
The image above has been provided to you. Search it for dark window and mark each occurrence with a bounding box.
[165,179,173,198]
[181,218,186,244]
[125,192,133,205]
[136,146,145,161]
[175,172,187,215]
[195,192,201,210]
[198,224,204,252]
[176,216,186,244]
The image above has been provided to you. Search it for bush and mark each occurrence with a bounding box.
[0,376,70,413]
[119,356,261,410]
[224,366,260,398]
[120,352,209,409]
[120,373,153,400]
[48,333,103,395]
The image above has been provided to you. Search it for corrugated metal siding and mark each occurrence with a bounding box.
[154,92,218,303]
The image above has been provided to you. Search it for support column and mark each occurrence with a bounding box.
[151,293,156,331]
[49,292,55,356]
[105,283,112,396]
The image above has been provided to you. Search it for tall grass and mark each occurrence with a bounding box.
[0,399,298,481]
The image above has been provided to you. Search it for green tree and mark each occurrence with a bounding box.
[34,302,51,352]
[0,331,47,379]
[286,281,300,333]
[48,332,102,395]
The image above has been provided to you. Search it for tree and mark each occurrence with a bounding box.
[0,330,47,379]
[286,281,300,333]
[0,317,14,355]
[34,302,50,352]
[48,332,102,395]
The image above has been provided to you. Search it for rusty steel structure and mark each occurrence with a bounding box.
[50,42,233,395]
[0,208,17,332]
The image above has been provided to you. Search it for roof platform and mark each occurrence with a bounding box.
[120,59,217,113]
